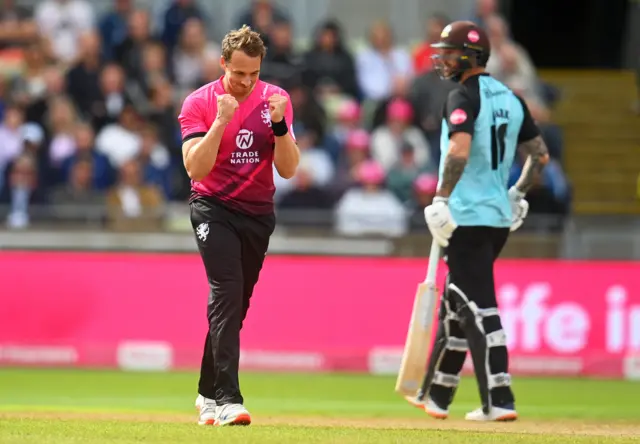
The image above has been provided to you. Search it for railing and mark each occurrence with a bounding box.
[1,203,638,260]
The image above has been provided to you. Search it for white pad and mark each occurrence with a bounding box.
[489,372,512,389]
[433,371,461,387]
[486,329,507,347]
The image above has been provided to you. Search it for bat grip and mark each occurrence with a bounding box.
[424,239,441,285]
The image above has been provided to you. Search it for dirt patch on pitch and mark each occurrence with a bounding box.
[2,411,639,437]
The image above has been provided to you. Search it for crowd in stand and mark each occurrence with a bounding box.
[0,0,572,234]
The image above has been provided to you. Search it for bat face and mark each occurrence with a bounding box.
[395,282,439,397]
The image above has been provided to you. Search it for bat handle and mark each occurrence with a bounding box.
[424,239,440,285]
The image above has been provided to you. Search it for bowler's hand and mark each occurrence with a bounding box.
[424,197,458,248]
[268,94,288,122]
[216,94,239,124]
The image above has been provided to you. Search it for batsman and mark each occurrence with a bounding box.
[407,21,549,421]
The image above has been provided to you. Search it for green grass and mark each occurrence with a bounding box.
[1,368,639,443]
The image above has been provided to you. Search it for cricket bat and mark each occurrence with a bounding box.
[394,239,441,398]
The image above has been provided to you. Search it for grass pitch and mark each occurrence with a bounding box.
[1,368,639,443]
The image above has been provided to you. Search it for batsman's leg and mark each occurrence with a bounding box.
[446,227,516,422]
[408,275,468,419]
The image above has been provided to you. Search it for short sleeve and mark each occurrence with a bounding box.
[178,93,211,143]
[283,91,296,142]
[443,88,479,137]
[515,95,541,143]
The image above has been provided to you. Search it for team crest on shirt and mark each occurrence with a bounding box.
[261,107,272,127]
[236,129,254,149]
[450,109,467,125]
[196,223,209,242]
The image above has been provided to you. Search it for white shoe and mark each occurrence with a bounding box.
[465,405,518,422]
[215,403,251,426]
[195,395,217,426]
[404,395,449,419]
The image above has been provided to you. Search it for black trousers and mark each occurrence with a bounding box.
[190,197,275,405]
[430,225,513,408]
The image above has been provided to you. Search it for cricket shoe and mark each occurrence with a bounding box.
[195,395,217,426]
[215,403,252,426]
[465,404,518,422]
[404,395,449,419]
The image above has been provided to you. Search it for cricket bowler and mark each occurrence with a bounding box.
[178,25,300,426]
[409,20,550,421]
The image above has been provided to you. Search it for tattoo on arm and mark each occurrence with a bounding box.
[437,154,468,198]
[515,135,549,193]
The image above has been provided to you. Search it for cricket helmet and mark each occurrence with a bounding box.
[430,20,491,82]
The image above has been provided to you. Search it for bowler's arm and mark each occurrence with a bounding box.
[436,89,480,199]
[178,94,226,182]
[273,96,300,179]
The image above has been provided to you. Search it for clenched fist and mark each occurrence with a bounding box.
[268,94,288,122]
[216,94,239,124]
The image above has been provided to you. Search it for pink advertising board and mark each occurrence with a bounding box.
[0,252,639,378]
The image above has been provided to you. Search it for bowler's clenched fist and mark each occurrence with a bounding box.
[216,94,239,124]
[268,94,287,123]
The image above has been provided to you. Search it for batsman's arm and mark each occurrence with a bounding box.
[514,135,549,194]
[513,95,550,194]
[436,133,471,198]
[435,88,480,199]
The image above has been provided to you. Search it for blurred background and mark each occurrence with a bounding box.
[0,0,639,379]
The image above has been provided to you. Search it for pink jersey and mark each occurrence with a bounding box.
[178,77,296,215]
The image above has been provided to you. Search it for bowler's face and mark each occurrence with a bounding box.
[222,51,262,97]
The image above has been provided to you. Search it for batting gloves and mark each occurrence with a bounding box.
[424,197,458,248]
[508,186,529,232]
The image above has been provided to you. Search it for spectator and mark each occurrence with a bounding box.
[95,103,142,168]
[137,123,173,199]
[386,140,432,205]
[370,76,419,130]
[302,20,360,100]
[331,128,370,199]
[286,77,328,143]
[35,0,95,65]
[146,77,180,157]
[0,0,39,51]
[50,158,105,218]
[261,18,301,85]
[0,103,26,195]
[370,98,431,172]
[355,20,413,102]
[127,41,171,114]
[105,158,165,231]
[412,14,450,75]
[91,63,131,131]
[24,65,67,125]
[2,153,45,229]
[8,40,50,109]
[408,67,457,165]
[161,0,206,51]
[334,159,408,237]
[277,159,335,211]
[114,9,157,81]
[408,172,438,230]
[66,30,105,121]
[235,0,288,47]
[19,122,53,191]
[273,128,333,202]
[171,17,220,98]
[323,99,362,165]
[99,0,133,61]
[467,0,498,29]
[61,121,114,190]
[45,95,80,175]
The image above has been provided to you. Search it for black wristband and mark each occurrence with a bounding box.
[272,117,288,137]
